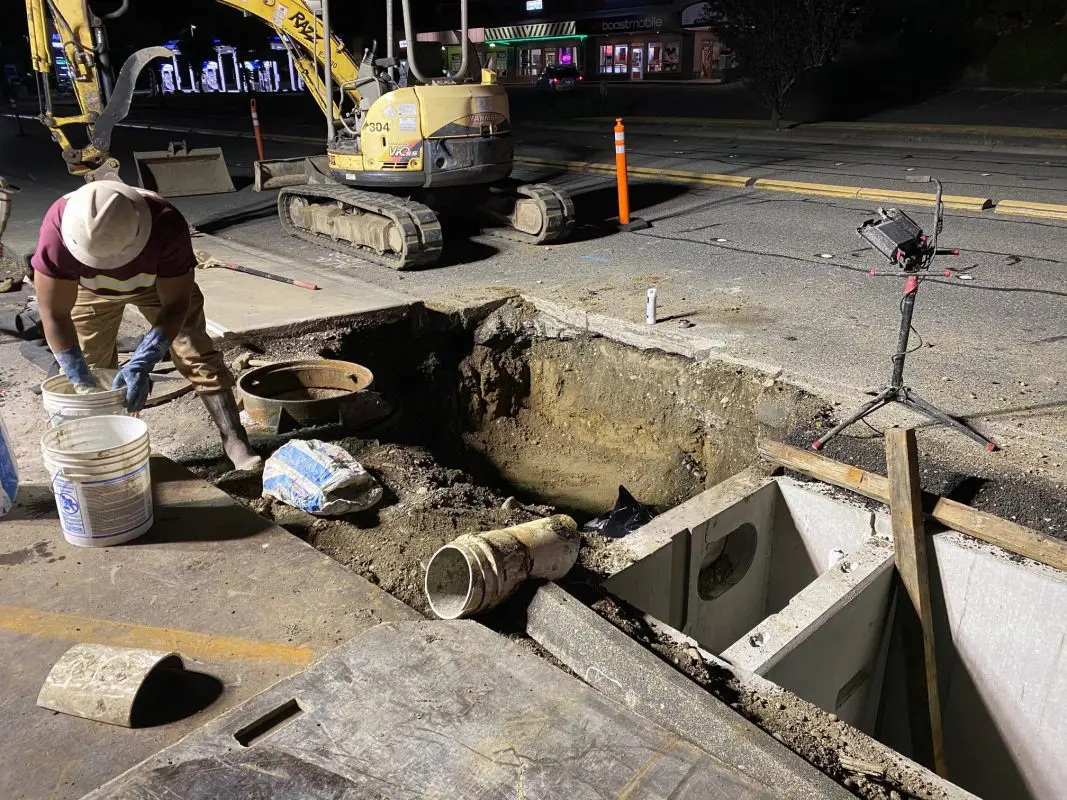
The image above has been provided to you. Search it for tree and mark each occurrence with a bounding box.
[705,0,866,129]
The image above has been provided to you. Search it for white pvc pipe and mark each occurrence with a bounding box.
[425,515,579,619]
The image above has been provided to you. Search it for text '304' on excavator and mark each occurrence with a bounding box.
[21,0,575,270]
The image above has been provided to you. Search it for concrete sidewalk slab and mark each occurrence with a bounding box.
[88,620,784,799]
[190,233,413,338]
[0,457,419,800]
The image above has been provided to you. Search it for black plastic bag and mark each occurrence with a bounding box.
[582,485,655,539]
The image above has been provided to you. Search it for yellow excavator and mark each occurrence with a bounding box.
[21,0,574,269]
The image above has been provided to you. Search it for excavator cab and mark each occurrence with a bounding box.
[328,83,513,188]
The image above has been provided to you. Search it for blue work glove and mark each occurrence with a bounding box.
[55,345,97,393]
[112,328,171,412]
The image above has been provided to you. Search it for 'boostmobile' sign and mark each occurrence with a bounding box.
[581,12,679,34]
[602,16,663,32]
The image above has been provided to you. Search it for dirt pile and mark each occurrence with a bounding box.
[219,438,554,614]
[456,304,827,515]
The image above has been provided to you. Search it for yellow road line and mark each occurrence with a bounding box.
[630,166,753,188]
[0,604,314,665]
[995,199,1067,220]
[753,178,861,199]
[856,188,992,212]
[517,156,1065,221]
[515,157,751,188]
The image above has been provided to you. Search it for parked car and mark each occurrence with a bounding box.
[536,65,583,92]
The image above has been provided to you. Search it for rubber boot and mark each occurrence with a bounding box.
[200,391,263,471]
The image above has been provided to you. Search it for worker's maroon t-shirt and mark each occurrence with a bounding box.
[32,191,196,297]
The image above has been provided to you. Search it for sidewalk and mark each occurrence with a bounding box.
[531,116,1067,155]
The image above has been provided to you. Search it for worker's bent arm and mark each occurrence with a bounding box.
[34,271,81,353]
[153,272,194,341]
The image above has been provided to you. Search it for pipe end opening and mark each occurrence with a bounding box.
[424,545,475,620]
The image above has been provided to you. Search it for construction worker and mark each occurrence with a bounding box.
[32,181,262,471]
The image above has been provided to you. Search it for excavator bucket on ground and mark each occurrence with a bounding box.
[133,141,235,197]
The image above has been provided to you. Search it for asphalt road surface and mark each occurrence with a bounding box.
[2,111,1064,531]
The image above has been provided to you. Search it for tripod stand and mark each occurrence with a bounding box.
[812,176,997,453]
[812,274,996,451]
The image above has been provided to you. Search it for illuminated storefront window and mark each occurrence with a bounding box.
[599,39,681,77]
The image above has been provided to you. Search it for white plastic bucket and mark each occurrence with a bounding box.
[41,369,125,428]
[40,416,153,547]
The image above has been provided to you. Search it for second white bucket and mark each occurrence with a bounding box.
[41,369,125,428]
[41,416,153,547]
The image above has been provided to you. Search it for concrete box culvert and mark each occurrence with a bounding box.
[597,468,1067,800]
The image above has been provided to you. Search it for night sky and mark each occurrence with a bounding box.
[0,0,457,67]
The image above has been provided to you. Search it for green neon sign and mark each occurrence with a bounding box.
[485,34,588,46]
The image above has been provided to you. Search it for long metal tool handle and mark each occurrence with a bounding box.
[218,261,320,290]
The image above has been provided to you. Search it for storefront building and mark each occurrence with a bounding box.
[416,1,730,83]
[160,35,305,94]
[481,22,586,82]
[582,10,683,79]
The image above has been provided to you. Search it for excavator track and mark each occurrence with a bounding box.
[278,183,443,271]
[482,183,575,246]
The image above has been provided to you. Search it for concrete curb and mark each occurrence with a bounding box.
[518,157,999,213]
[516,156,753,188]
[855,187,993,212]
[753,177,862,199]
[524,583,854,799]
[995,198,1067,220]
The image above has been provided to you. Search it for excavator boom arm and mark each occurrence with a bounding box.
[24,0,371,178]
[213,0,366,123]
[23,0,169,179]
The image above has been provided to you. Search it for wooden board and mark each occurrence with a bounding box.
[885,428,947,777]
[757,439,1067,572]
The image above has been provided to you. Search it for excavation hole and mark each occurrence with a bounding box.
[220,300,821,614]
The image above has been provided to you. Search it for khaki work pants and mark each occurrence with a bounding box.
[70,282,233,393]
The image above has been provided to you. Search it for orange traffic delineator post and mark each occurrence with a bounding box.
[613,118,649,231]
[250,99,265,162]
